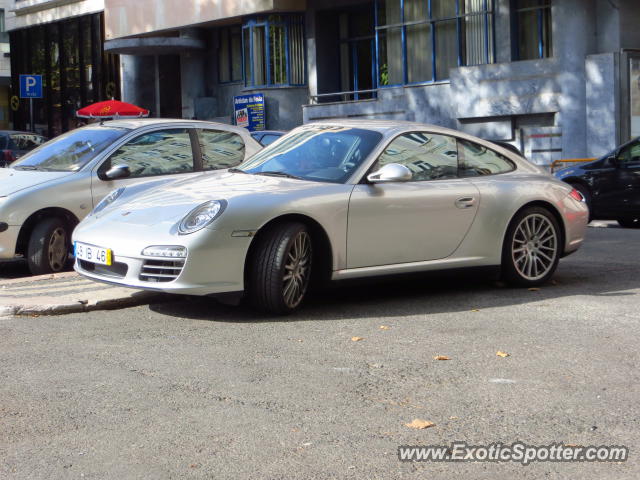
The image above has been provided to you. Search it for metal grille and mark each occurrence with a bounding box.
[139,259,185,283]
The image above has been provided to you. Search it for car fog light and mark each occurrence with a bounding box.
[141,246,187,258]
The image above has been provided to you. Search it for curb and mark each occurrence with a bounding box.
[0,271,164,318]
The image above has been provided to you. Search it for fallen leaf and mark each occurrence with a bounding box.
[405,419,436,430]
[496,351,510,358]
[471,309,480,312]
[449,416,459,420]
[351,337,364,342]
[379,325,390,330]
[433,355,451,361]
[528,287,540,291]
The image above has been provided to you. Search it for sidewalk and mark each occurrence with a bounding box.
[0,271,162,317]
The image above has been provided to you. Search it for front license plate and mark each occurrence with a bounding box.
[74,242,112,266]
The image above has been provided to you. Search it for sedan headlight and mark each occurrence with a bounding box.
[178,200,226,234]
[92,187,125,215]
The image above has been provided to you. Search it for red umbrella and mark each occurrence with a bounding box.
[76,100,149,119]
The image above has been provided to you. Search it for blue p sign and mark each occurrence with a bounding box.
[19,75,43,99]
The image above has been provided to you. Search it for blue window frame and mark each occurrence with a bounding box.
[242,15,306,88]
[218,26,243,84]
[375,0,495,85]
[512,0,552,60]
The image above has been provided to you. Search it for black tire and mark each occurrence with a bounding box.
[248,222,313,315]
[617,217,640,228]
[570,183,592,222]
[27,217,70,275]
[501,206,561,287]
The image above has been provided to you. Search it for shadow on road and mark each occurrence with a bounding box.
[148,255,639,323]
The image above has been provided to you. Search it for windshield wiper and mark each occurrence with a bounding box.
[12,165,42,171]
[228,167,248,174]
[255,171,304,180]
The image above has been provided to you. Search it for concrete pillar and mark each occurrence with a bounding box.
[179,28,206,119]
[120,55,157,115]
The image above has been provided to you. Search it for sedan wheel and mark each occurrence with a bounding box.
[249,222,312,314]
[502,207,560,286]
[617,217,640,228]
[27,217,70,275]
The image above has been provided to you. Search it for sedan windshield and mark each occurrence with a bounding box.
[238,126,383,183]
[11,126,129,172]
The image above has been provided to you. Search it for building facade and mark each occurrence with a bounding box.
[6,0,120,137]
[0,0,11,129]
[100,1,640,163]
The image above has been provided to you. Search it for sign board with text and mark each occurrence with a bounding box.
[233,93,265,132]
[19,74,43,99]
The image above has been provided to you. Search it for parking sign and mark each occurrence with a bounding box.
[19,75,43,99]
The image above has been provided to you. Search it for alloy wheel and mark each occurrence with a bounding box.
[282,230,312,309]
[511,213,558,281]
[48,227,68,272]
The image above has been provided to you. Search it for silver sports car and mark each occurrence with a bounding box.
[73,120,589,314]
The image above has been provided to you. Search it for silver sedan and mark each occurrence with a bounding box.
[0,119,261,274]
[73,120,589,314]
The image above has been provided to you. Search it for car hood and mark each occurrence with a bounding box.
[93,170,328,227]
[0,168,75,196]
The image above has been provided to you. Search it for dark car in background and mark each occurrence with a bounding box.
[0,131,48,167]
[555,137,640,227]
[250,130,285,146]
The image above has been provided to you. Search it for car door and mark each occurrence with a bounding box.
[596,139,640,216]
[90,127,199,207]
[347,132,480,268]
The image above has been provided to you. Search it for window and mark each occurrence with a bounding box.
[376,132,459,180]
[243,15,305,87]
[376,0,495,84]
[218,26,243,83]
[458,138,515,176]
[0,9,7,43]
[197,129,245,170]
[616,139,640,166]
[104,129,194,178]
[339,5,376,100]
[512,0,552,60]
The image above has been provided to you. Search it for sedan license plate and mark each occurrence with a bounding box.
[74,242,112,266]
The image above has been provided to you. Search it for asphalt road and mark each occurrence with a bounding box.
[1,224,639,479]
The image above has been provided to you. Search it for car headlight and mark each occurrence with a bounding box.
[178,200,226,234]
[91,187,125,215]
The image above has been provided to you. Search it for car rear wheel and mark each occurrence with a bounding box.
[502,206,561,286]
[248,222,313,314]
[27,218,70,275]
[617,217,640,228]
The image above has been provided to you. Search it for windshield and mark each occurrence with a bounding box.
[11,126,129,172]
[238,126,383,183]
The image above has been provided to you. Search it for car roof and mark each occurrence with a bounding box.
[306,119,477,138]
[96,118,240,130]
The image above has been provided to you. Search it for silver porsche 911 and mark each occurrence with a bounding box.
[73,120,588,314]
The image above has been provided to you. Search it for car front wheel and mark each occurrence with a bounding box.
[502,206,561,286]
[617,217,640,228]
[27,218,70,275]
[248,222,313,314]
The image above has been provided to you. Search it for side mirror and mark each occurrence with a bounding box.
[104,164,131,180]
[367,163,413,183]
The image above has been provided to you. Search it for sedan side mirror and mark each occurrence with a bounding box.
[104,164,131,180]
[367,163,413,183]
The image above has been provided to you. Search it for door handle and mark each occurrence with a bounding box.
[455,197,476,209]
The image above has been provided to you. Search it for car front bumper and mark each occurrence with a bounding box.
[73,226,253,296]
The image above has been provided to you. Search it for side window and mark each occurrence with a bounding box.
[259,134,281,146]
[197,129,245,170]
[376,132,458,181]
[616,139,640,165]
[104,128,194,179]
[458,139,516,177]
